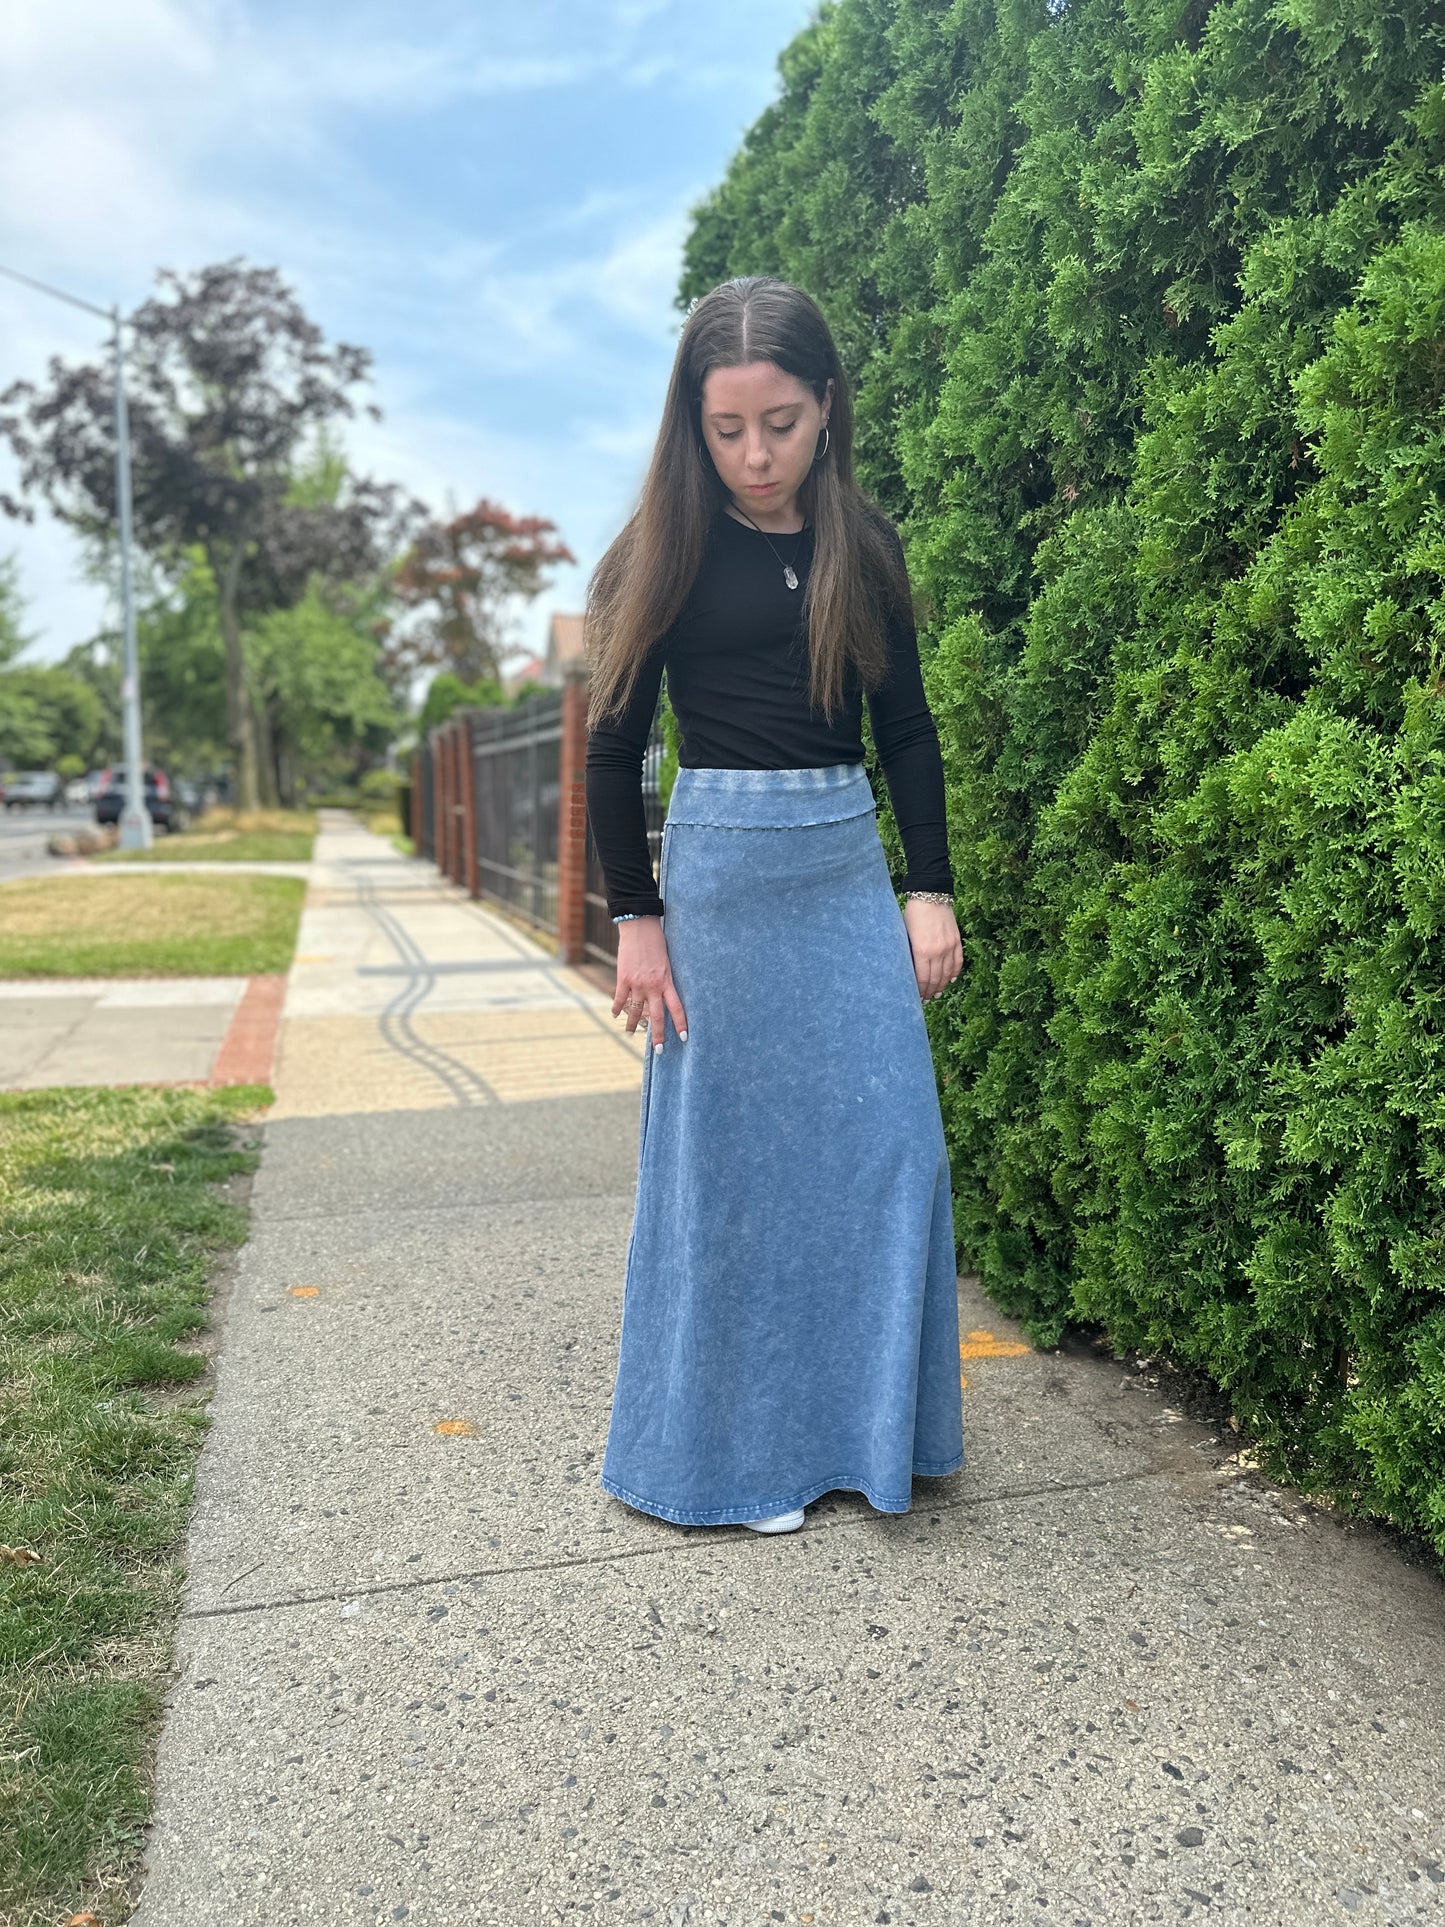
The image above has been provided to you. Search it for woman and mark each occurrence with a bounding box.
[584,274,965,1534]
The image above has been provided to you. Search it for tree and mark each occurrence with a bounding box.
[416,670,506,735]
[393,499,574,686]
[0,664,106,768]
[0,554,106,768]
[0,553,31,667]
[0,260,419,808]
[249,581,400,804]
[133,550,228,772]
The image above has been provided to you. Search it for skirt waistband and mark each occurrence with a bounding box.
[666,763,875,830]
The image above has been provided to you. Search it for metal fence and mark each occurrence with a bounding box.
[583,728,667,967]
[470,694,564,935]
[413,684,667,968]
[416,744,436,862]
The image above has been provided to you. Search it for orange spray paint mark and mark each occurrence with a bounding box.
[960,1328,1031,1359]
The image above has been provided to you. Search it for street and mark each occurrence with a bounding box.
[0,802,89,882]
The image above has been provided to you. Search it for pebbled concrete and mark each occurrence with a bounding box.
[133,1095,1445,1926]
[131,821,1445,1926]
[137,1474,1445,1926]
[256,1092,642,1220]
[168,1192,1165,1618]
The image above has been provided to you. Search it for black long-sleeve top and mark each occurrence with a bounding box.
[584,508,955,919]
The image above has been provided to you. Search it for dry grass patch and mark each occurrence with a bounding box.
[101,806,316,864]
[0,874,306,977]
[192,807,316,835]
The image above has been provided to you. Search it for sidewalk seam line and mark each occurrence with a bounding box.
[182,1465,1173,1621]
[243,1187,637,1225]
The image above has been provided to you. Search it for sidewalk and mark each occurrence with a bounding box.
[131,818,1445,1925]
[0,856,307,1091]
[270,813,645,1115]
[0,976,265,1088]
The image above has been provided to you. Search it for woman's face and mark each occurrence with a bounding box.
[698,359,832,521]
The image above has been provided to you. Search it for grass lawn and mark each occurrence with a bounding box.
[100,806,317,864]
[0,1084,268,1926]
[0,873,306,977]
[362,803,407,837]
[357,803,414,855]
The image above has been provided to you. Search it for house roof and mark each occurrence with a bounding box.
[546,612,586,672]
[502,654,547,698]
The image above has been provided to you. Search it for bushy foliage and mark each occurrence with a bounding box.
[0,663,106,769]
[683,0,1445,1552]
[417,671,506,734]
[0,555,109,768]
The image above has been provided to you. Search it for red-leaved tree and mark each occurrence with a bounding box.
[392,499,574,687]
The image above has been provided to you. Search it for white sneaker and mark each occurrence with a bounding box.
[742,1507,805,1534]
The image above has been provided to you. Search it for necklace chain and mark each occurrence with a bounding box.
[729,502,806,589]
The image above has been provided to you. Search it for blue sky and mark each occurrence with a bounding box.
[0,0,818,669]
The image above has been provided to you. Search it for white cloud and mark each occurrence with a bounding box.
[426,202,690,378]
[0,0,810,665]
[0,0,598,115]
[2,0,217,89]
[611,0,672,29]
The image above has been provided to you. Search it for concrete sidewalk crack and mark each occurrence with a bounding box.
[245,1187,637,1225]
[184,1463,1171,1621]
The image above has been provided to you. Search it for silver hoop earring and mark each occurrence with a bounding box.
[813,424,830,464]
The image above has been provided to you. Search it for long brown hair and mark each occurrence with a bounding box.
[585,275,912,727]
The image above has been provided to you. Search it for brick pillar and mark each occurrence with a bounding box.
[446,720,458,878]
[409,750,421,847]
[441,721,456,882]
[458,710,480,898]
[431,726,448,877]
[445,720,460,882]
[441,724,452,882]
[556,661,590,966]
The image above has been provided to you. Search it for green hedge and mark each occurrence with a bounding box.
[682,0,1445,1554]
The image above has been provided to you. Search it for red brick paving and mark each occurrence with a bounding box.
[210,974,286,1087]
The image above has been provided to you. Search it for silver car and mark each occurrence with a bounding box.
[2,770,62,809]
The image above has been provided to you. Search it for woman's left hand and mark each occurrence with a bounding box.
[903,897,963,1002]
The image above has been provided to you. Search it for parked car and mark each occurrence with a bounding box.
[93,764,186,833]
[64,776,92,806]
[3,770,62,809]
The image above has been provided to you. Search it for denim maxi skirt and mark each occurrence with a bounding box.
[598,762,966,1527]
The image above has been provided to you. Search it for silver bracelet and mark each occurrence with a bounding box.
[904,890,955,905]
[612,911,656,923]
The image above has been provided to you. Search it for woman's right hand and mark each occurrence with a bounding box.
[613,917,688,1052]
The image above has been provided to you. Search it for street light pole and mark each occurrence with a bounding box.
[109,307,150,848]
[0,262,151,848]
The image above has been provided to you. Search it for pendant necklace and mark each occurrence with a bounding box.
[729,502,807,589]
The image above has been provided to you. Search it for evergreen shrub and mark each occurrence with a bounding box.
[681,0,1445,1552]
